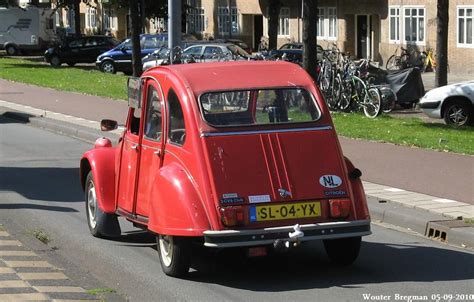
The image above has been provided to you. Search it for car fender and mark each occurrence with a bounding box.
[147,162,211,237]
[80,142,117,214]
[344,156,370,220]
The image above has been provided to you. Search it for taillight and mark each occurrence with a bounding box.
[220,206,245,227]
[329,199,351,218]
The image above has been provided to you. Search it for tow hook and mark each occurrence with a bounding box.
[273,224,305,252]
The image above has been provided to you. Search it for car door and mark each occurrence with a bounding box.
[63,38,85,63]
[117,83,144,214]
[135,79,165,218]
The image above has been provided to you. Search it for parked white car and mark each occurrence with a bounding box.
[419,81,474,126]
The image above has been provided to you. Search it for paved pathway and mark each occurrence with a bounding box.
[0,227,99,301]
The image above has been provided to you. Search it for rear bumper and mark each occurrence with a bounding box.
[203,219,371,248]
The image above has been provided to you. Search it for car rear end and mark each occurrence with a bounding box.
[196,86,370,253]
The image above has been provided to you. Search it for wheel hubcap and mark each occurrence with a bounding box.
[159,235,173,267]
[87,182,97,229]
[448,106,467,125]
[103,63,114,73]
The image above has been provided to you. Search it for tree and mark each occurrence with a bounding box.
[54,0,82,37]
[302,0,318,81]
[267,0,280,50]
[129,0,142,76]
[435,0,449,87]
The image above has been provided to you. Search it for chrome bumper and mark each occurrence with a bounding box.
[203,220,371,248]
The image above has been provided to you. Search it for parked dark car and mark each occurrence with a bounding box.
[96,33,197,75]
[44,35,119,67]
[215,38,252,53]
[268,44,324,64]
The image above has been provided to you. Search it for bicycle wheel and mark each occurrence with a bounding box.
[329,74,342,111]
[363,87,382,118]
[386,55,399,70]
[338,79,352,111]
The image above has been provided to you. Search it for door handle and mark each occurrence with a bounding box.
[154,150,162,157]
[131,144,138,150]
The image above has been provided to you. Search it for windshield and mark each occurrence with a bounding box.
[200,88,320,127]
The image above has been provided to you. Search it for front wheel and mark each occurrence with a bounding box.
[100,61,116,73]
[85,171,121,238]
[386,55,399,70]
[50,55,61,67]
[157,235,192,277]
[363,87,382,118]
[324,236,361,266]
[443,101,473,126]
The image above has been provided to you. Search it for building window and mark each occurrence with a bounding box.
[278,7,290,36]
[218,7,238,35]
[317,7,337,40]
[404,7,425,43]
[103,8,117,30]
[66,9,75,33]
[389,6,400,42]
[86,7,97,29]
[458,6,474,47]
[187,7,205,33]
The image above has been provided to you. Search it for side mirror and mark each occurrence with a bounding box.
[100,119,118,131]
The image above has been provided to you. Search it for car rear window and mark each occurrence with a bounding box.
[200,88,320,127]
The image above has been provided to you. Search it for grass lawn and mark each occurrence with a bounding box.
[0,57,473,155]
[332,112,474,155]
[0,57,127,100]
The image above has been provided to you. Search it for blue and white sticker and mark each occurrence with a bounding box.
[248,195,271,203]
[319,175,342,188]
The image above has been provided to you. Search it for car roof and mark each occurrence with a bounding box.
[150,61,313,96]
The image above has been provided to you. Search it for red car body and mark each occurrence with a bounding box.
[80,61,370,277]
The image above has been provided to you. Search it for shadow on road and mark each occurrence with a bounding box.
[0,167,83,202]
[185,240,473,290]
[0,203,78,212]
[0,111,35,124]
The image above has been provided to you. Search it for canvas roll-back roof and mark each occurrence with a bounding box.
[155,61,314,96]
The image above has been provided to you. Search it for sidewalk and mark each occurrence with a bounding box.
[0,226,101,301]
[0,79,473,250]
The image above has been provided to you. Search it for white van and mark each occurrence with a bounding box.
[0,6,56,55]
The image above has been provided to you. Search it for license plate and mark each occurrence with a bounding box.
[249,202,321,222]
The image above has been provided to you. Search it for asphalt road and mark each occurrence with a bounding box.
[0,116,473,302]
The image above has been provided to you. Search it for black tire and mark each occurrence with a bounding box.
[50,55,61,67]
[324,236,361,266]
[5,45,18,56]
[157,235,192,277]
[386,55,399,70]
[67,62,76,67]
[85,171,121,238]
[443,100,473,126]
[100,61,116,73]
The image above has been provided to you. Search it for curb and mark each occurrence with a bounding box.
[2,108,473,250]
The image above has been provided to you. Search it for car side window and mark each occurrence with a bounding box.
[85,38,98,47]
[167,89,186,146]
[203,46,223,59]
[184,46,202,57]
[68,39,84,48]
[144,85,162,141]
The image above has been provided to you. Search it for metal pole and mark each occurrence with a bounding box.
[168,0,182,64]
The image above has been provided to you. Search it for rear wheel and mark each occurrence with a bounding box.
[157,235,192,277]
[324,236,361,266]
[363,87,382,118]
[85,171,121,238]
[443,101,473,126]
[5,45,18,56]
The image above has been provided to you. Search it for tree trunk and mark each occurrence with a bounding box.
[435,0,448,87]
[74,0,81,37]
[130,0,143,76]
[267,1,280,50]
[302,0,318,81]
